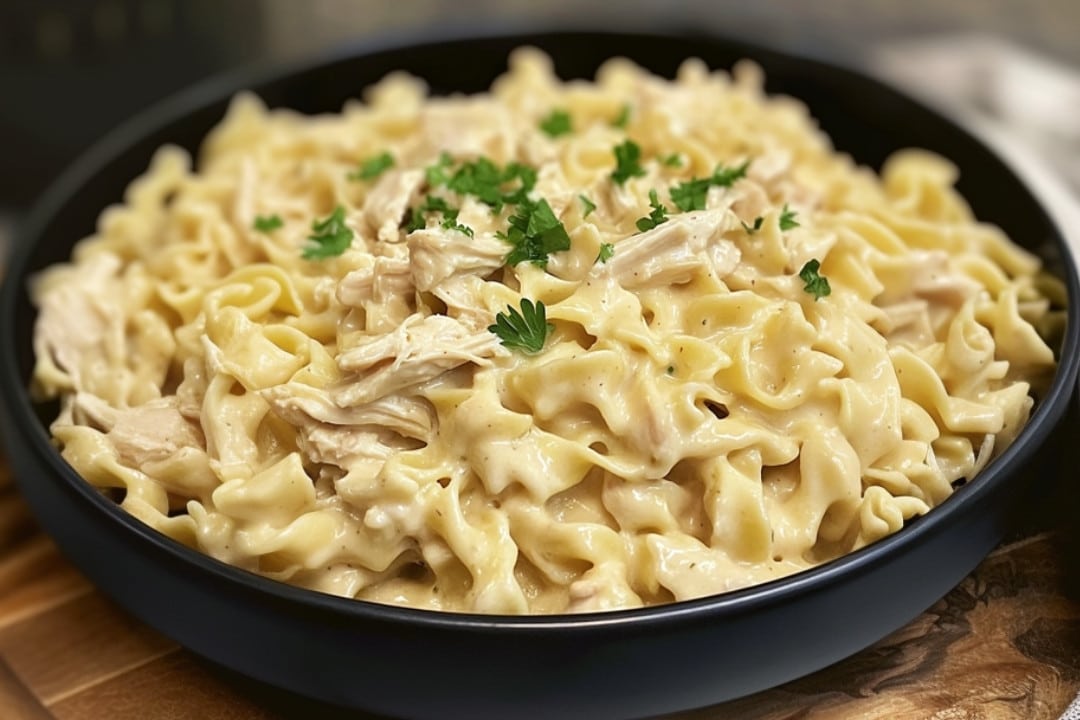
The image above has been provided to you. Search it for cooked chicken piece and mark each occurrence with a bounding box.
[334,314,503,407]
[302,424,400,469]
[597,211,740,289]
[72,393,204,468]
[428,276,494,331]
[337,256,413,308]
[262,384,435,442]
[33,252,122,388]
[363,169,425,244]
[408,228,508,292]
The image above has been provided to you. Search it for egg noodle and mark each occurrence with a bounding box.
[31,49,1057,613]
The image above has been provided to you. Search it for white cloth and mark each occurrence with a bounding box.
[872,35,1080,720]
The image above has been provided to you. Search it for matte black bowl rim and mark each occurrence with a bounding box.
[2,27,1078,634]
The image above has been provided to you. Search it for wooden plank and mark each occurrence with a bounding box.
[0,515,93,631]
[0,490,37,552]
[0,590,177,705]
[49,651,281,720]
[0,655,53,720]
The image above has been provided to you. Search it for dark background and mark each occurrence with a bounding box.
[1,0,1078,232]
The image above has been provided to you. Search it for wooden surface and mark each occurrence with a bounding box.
[1,446,1079,720]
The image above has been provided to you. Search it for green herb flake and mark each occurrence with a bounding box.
[500,198,572,268]
[488,298,554,354]
[741,216,764,235]
[579,194,597,218]
[611,140,646,186]
[539,109,573,138]
[425,152,454,187]
[799,259,831,300]
[670,159,751,213]
[445,158,537,211]
[661,153,684,168]
[347,151,394,181]
[670,178,711,212]
[711,159,750,187]
[597,242,615,263]
[253,214,283,233]
[612,104,631,129]
[406,195,471,236]
[303,206,353,259]
[635,189,669,232]
[779,204,800,231]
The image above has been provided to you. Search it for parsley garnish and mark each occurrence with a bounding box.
[253,214,283,233]
[500,198,571,267]
[539,109,572,138]
[597,242,615,263]
[303,206,353,259]
[799,259,831,300]
[711,160,750,187]
[489,298,553,354]
[779,204,800,231]
[425,152,454,187]
[347,151,394,181]
[433,157,537,212]
[670,178,712,212]
[579,194,597,218]
[635,189,669,232]
[405,195,472,236]
[670,160,751,212]
[661,153,684,168]
[611,140,646,186]
[612,104,631,129]
[741,216,764,234]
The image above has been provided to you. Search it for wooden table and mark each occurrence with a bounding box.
[1,439,1079,720]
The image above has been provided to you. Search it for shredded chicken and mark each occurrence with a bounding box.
[362,169,425,244]
[597,211,740,288]
[33,252,122,387]
[262,384,435,442]
[408,228,508,292]
[334,314,504,406]
[73,393,204,468]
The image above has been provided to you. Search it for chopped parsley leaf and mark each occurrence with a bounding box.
[611,104,631,129]
[670,177,711,212]
[442,158,537,212]
[661,153,684,168]
[539,109,573,138]
[597,242,615,263]
[579,194,597,218]
[799,259,831,300]
[779,204,800,231]
[611,140,646,186]
[670,159,751,212]
[405,195,472,236]
[500,198,571,267]
[425,152,454,187]
[635,189,669,232]
[489,298,553,355]
[347,151,394,181]
[253,214,283,233]
[741,216,764,234]
[303,206,353,259]
[711,159,750,187]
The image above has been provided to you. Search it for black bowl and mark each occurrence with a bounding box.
[1,30,1077,720]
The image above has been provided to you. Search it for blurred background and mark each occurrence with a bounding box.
[1,0,1079,253]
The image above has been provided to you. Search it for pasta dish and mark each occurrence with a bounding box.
[30,49,1057,613]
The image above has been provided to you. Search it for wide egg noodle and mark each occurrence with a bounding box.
[31,48,1057,614]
